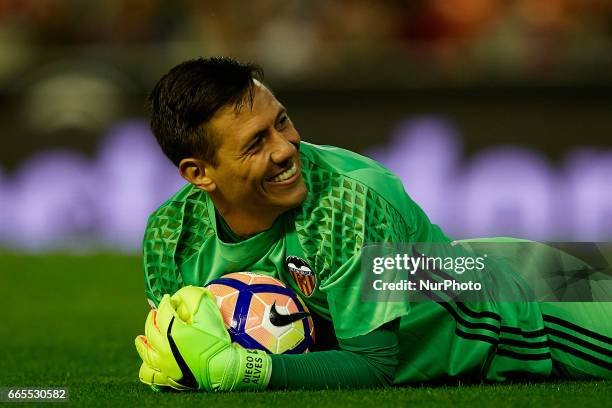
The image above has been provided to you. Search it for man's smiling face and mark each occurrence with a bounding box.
[203,82,308,225]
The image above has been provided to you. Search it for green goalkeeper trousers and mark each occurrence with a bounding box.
[394,300,612,384]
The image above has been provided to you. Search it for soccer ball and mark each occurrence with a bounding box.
[205,272,315,354]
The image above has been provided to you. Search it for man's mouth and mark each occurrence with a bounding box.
[268,161,298,183]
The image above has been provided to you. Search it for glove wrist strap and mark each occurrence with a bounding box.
[229,347,272,391]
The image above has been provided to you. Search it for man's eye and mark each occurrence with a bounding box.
[277,115,288,129]
[250,135,264,150]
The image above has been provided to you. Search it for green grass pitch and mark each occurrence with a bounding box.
[0,253,610,407]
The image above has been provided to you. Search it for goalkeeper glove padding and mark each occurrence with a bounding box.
[135,286,272,392]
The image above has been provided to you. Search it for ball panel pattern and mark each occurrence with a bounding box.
[205,272,315,354]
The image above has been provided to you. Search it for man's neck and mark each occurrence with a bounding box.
[219,210,277,238]
[208,192,286,238]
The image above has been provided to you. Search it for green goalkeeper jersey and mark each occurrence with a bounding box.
[143,142,450,336]
[145,142,605,385]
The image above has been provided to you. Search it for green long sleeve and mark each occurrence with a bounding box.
[268,321,399,390]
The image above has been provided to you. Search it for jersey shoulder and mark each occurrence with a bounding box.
[300,142,400,185]
[143,183,216,304]
[299,142,414,213]
[296,143,416,281]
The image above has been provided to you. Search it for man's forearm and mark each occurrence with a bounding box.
[268,323,399,389]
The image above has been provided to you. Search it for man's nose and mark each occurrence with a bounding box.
[270,132,298,164]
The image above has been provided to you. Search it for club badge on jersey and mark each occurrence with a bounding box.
[285,255,317,297]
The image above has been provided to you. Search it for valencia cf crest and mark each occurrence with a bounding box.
[285,256,317,297]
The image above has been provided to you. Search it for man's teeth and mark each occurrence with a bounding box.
[270,162,297,182]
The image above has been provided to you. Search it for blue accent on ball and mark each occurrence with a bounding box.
[209,277,249,291]
[233,289,253,334]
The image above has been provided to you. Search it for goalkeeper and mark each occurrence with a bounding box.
[135,57,612,391]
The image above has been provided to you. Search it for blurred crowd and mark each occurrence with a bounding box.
[1,1,612,250]
[1,0,612,87]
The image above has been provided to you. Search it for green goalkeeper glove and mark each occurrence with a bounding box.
[135,286,272,392]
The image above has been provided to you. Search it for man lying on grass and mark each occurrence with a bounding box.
[135,57,612,391]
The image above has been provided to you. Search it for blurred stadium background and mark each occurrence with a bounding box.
[1,0,612,252]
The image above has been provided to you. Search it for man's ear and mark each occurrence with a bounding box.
[178,158,216,192]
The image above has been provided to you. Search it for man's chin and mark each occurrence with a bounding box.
[269,183,308,212]
[290,181,308,206]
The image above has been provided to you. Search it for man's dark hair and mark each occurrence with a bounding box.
[146,57,264,167]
